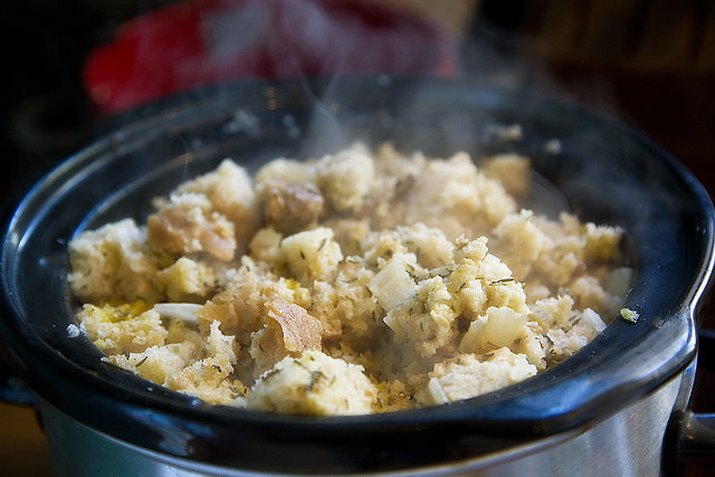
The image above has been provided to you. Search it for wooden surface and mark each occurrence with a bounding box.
[0,403,52,476]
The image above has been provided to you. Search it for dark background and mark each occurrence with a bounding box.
[0,0,713,475]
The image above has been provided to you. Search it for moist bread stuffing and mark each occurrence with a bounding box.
[68,143,632,415]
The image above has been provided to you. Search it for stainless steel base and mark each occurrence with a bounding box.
[40,374,683,477]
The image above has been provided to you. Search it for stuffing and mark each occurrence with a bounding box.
[323,218,371,256]
[255,158,316,185]
[384,276,457,359]
[249,298,323,376]
[165,358,240,404]
[395,223,454,269]
[156,257,217,302]
[401,152,516,239]
[248,227,284,268]
[244,350,376,415]
[583,223,623,263]
[199,257,311,337]
[481,154,530,196]
[492,210,547,280]
[317,145,375,212]
[426,348,537,405]
[261,180,324,234]
[68,143,630,415]
[530,295,576,329]
[567,275,615,314]
[368,254,417,311]
[175,159,258,255]
[309,262,380,341]
[78,301,167,355]
[68,219,161,303]
[263,298,322,352]
[107,341,198,384]
[460,307,528,353]
[147,193,236,261]
[164,320,241,404]
[545,328,588,363]
[280,227,343,283]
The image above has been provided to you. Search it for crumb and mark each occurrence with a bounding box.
[66,324,80,338]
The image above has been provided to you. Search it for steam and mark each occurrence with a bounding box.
[94,0,681,251]
[197,1,582,217]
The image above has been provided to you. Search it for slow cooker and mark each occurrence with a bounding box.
[1,78,714,476]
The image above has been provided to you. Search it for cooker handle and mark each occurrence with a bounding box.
[0,340,35,406]
[679,411,715,455]
[665,328,715,475]
[697,329,715,372]
[679,329,715,455]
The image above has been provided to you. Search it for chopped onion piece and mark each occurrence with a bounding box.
[152,303,202,323]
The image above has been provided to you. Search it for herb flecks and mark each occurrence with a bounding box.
[306,370,326,392]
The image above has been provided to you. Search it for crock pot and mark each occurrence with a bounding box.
[1,77,714,476]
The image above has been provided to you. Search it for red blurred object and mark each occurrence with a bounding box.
[83,0,459,114]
